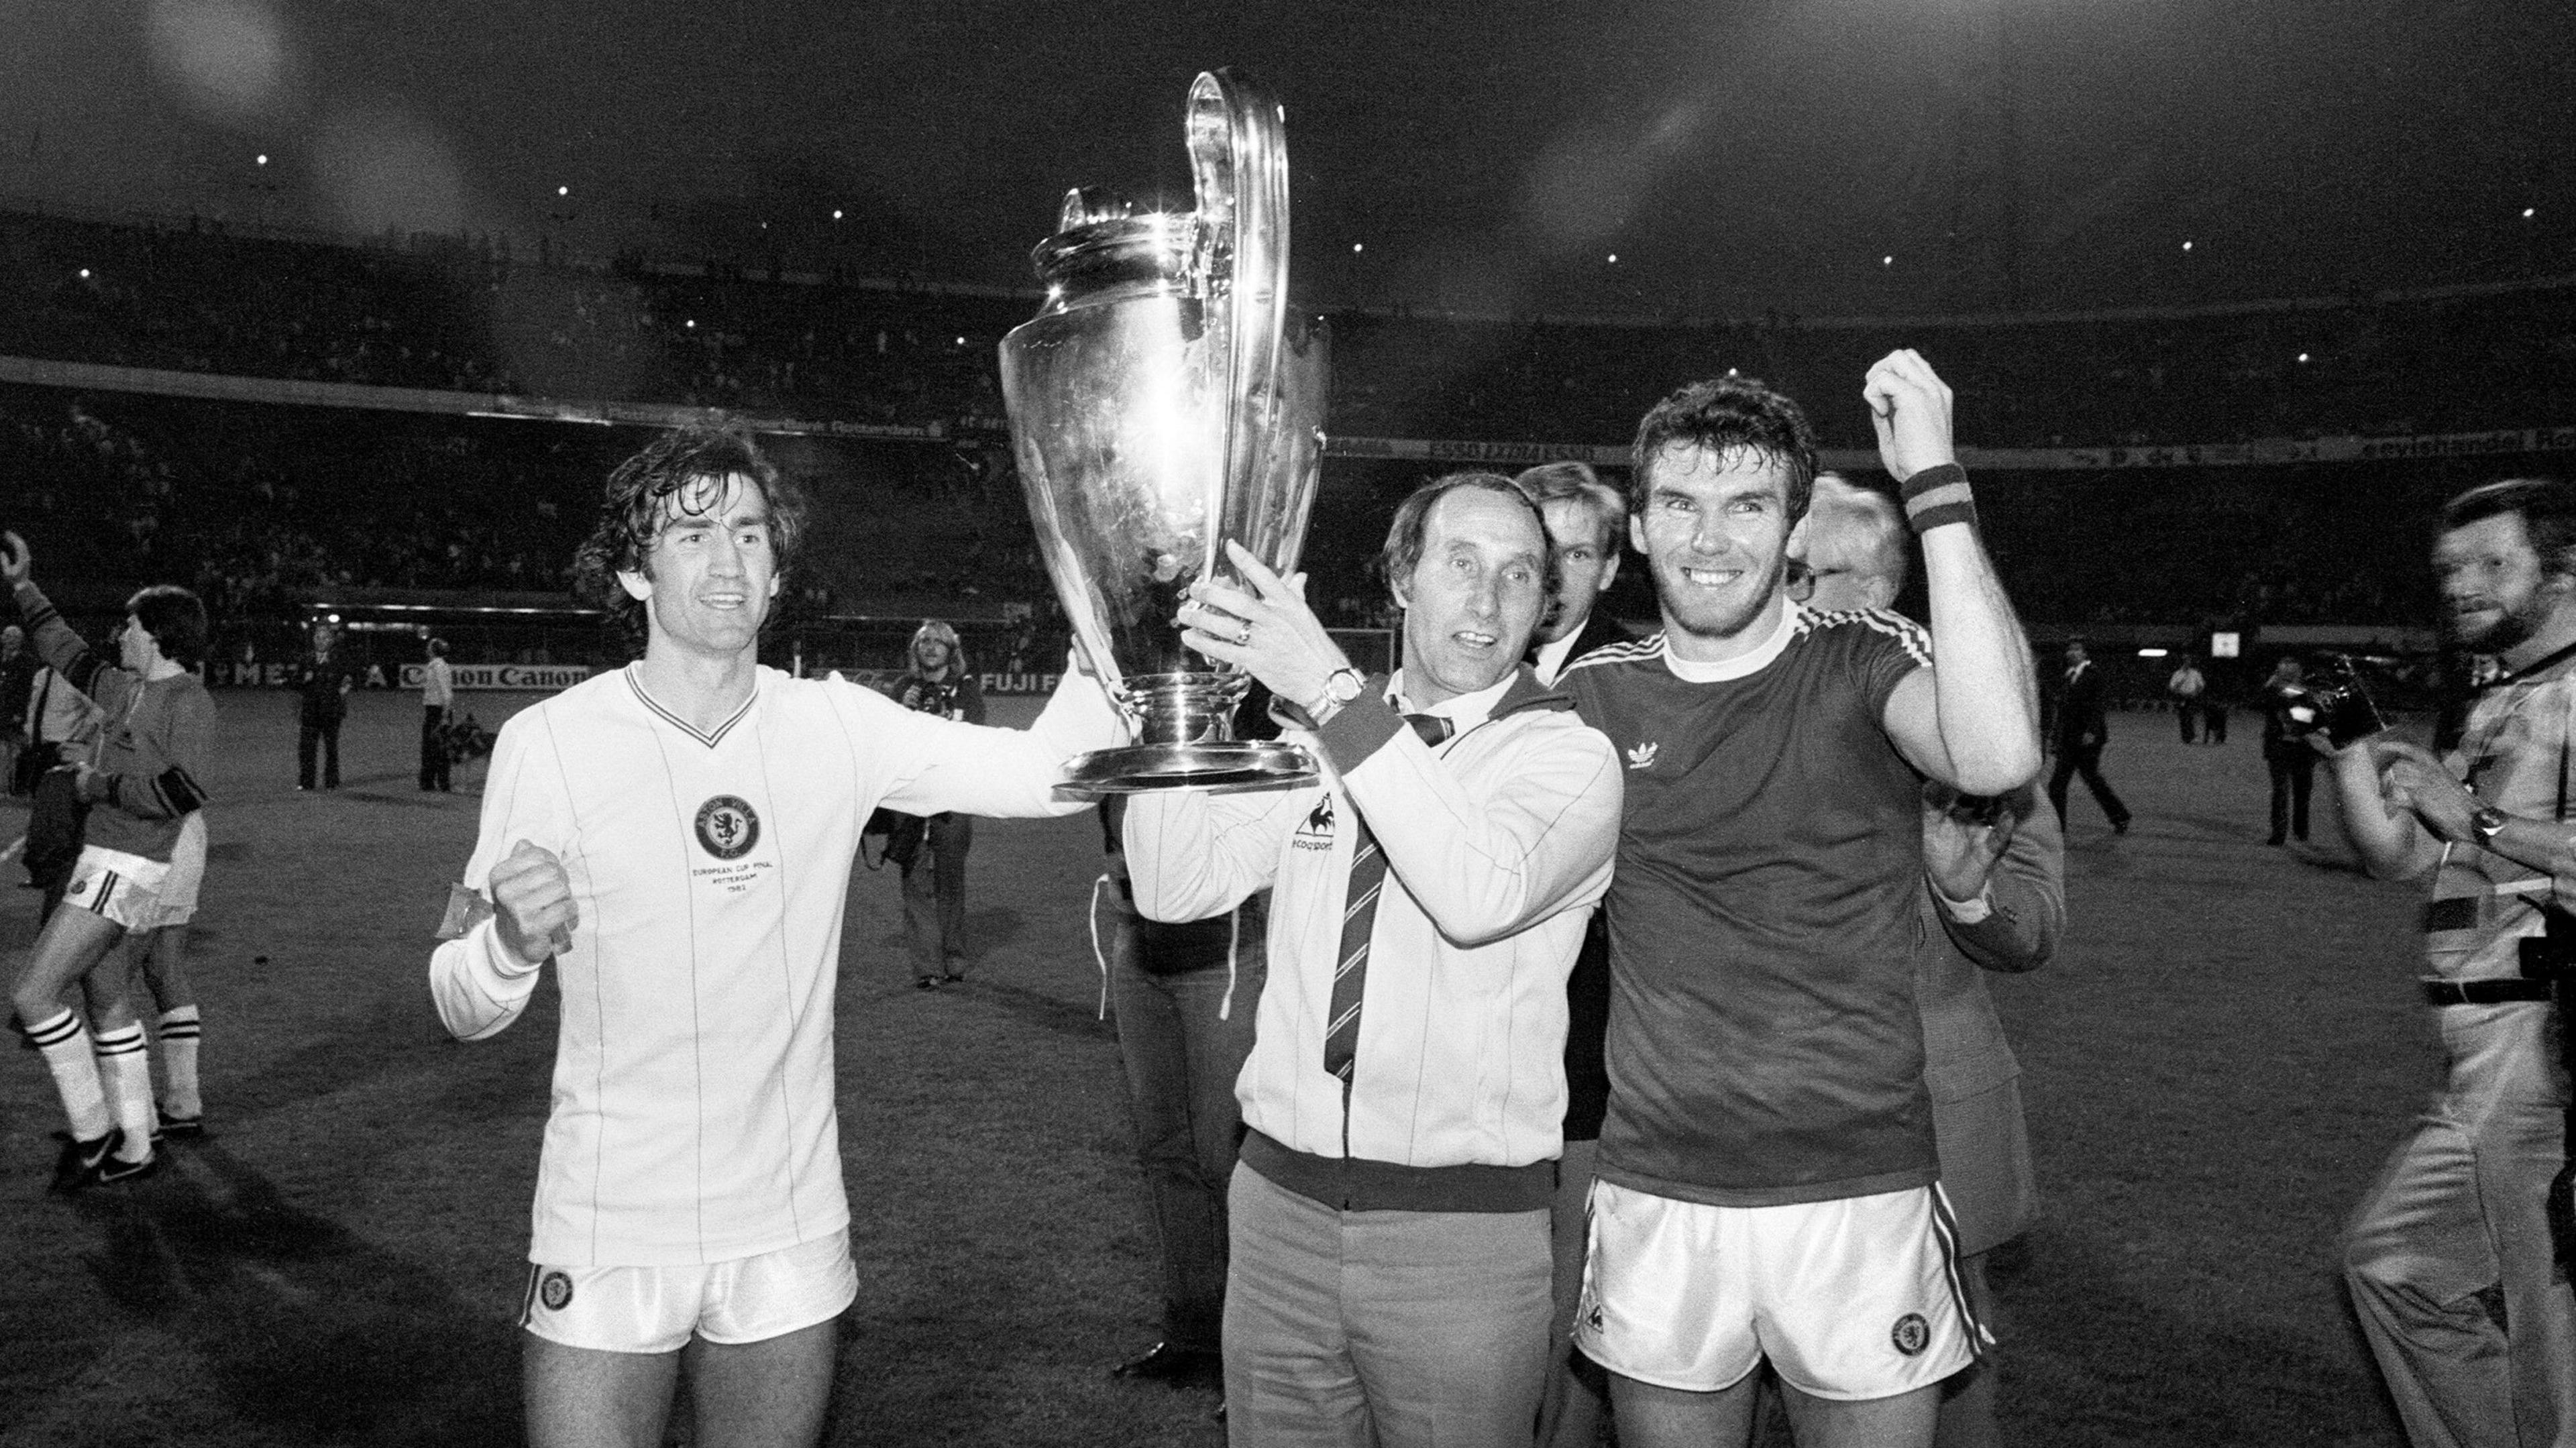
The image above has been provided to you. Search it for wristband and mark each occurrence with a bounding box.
[1899,462,1977,535]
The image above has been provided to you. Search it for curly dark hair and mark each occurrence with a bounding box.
[1629,375,1820,526]
[127,584,209,670]
[1377,471,1560,606]
[571,425,809,649]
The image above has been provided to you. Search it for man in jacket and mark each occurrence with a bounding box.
[1125,473,1622,1447]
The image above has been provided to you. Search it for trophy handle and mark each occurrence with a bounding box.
[1187,68,1293,590]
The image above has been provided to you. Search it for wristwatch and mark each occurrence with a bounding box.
[2470,804,2511,842]
[1311,667,1366,721]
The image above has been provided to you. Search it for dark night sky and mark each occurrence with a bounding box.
[4,0,2573,319]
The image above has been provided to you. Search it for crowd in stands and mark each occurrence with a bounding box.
[0,207,2565,637]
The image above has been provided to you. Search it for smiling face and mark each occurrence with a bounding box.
[2436,511,2561,655]
[616,472,781,663]
[1395,487,1550,707]
[1631,444,1806,663]
[1534,497,1621,645]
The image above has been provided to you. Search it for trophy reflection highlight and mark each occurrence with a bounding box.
[998,68,1329,793]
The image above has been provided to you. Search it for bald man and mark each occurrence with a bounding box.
[1792,471,2064,1448]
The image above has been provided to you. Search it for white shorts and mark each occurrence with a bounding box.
[520,1231,858,1355]
[1574,1180,1982,1400]
[60,846,173,932]
[138,814,208,930]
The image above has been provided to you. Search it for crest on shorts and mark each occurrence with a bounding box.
[1890,1312,1929,1356]
[540,1270,574,1312]
[694,795,761,860]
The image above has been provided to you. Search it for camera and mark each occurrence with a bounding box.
[2281,653,2387,748]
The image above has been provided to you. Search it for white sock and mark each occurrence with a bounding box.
[91,1023,156,1162]
[157,1006,203,1118]
[25,1009,113,1141]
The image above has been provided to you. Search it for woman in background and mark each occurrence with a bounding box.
[888,620,983,987]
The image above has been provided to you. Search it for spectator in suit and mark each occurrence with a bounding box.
[1513,460,1637,1448]
[1513,461,1633,684]
[294,621,352,790]
[1799,478,2066,1448]
[2047,639,2131,834]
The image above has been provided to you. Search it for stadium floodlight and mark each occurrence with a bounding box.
[1882,255,1893,266]
[255,153,268,166]
[1352,241,1362,252]
[78,268,90,279]
[833,209,844,221]
[557,185,569,197]
[2525,207,2538,219]
[2137,648,2169,658]
[2182,240,2194,252]
[1607,254,1618,264]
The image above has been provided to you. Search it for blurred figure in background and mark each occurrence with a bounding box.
[2259,656,2318,846]
[2167,653,2206,744]
[889,620,983,986]
[419,636,455,793]
[294,620,352,791]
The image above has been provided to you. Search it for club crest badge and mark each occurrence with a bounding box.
[694,795,761,860]
[1890,1312,1929,1356]
[540,1271,574,1312]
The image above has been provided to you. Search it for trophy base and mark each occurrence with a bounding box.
[1059,741,1317,796]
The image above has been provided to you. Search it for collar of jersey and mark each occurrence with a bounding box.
[1660,599,1799,683]
[624,665,757,748]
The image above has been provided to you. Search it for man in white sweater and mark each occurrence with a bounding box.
[1126,473,1623,1448]
[429,425,1120,1448]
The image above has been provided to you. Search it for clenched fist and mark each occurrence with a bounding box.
[491,838,576,966]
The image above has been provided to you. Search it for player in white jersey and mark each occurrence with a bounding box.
[429,425,1122,1448]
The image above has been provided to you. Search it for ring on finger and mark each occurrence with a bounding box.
[1236,622,1253,647]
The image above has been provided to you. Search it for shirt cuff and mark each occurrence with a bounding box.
[480,918,548,979]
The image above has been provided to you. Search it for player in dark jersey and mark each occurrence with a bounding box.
[1560,351,2039,1448]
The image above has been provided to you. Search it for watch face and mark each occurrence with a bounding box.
[1326,670,1362,704]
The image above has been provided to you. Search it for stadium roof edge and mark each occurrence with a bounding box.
[11,203,2572,335]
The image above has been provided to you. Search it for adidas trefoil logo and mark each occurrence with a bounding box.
[1625,740,1659,771]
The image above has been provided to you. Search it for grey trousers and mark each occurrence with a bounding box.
[2344,1003,2576,1448]
[1224,1162,1553,1448]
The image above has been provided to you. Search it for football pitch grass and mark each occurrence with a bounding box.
[0,688,2436,1446]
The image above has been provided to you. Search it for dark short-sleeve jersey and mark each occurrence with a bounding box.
[1562,605,1935,1207]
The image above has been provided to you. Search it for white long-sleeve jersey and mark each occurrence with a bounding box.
[431,664,1118,1267]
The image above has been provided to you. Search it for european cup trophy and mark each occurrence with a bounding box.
[998,68,1329,793]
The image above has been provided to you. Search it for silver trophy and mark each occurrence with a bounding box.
[998,68,1329,793]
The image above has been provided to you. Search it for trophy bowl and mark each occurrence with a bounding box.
[998,68,1329,794]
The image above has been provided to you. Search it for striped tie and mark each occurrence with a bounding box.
[1320,712,1452,1085]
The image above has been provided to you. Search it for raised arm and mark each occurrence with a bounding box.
[869,661,1126,820]
[1,532,142,716]
[1123,782,1303,924]
[429,716,578,1040]
[1864,355,2043,795]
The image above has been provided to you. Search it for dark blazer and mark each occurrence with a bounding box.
[1539,606,1638,685]
[1542,604,1636,1142]
[2055,659,2108,749]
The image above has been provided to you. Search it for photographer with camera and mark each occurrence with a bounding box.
[2320,476,2576,1448]
[2260,656,2321,846]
